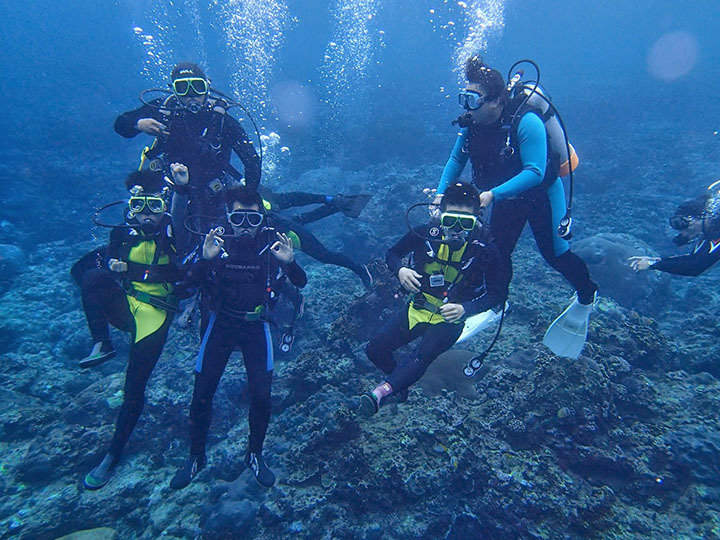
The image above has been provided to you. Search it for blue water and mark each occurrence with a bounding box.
[2,1,720,538]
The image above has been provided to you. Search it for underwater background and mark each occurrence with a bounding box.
[2,0,720,538]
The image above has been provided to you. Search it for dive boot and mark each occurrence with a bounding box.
[79,341,116,369]
[170,453,206,490]
[332,194,372,218]
[357,392,380,418]
[245,452,276,487]
[84,453,118,490]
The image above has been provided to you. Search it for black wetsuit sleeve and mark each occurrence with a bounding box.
[106,228,127,261]
[170,191,190,257]
[651,241,720,276]
[114,103,161,138]
[283,261,307,288]
[225,115,262,189]
[460,242,506,316]
[180,258,213,288]
[386,228,424,275]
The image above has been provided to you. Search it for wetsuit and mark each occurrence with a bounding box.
[651,238,720,276]
[76,218,185,458]
[115,97,261,217]
[366,224,506,392]
[179,231,307,457]
[271,214,368,282]
[438,112,597,304]
[260,188,342,225]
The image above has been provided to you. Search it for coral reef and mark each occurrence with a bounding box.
[2,137,720,539]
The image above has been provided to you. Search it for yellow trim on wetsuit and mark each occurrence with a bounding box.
[407,242,467,330]
[127,240,174,343]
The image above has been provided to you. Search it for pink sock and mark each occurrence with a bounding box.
[372,382,393,402]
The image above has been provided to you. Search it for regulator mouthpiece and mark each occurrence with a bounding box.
[453,112,474,128]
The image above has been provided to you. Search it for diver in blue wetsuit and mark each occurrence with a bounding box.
[437,56,597,358]
[629,183,720,276]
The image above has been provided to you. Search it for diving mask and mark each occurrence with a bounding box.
[128,195,167,215]
[458,90,486,111]
[440,211,478,231]
[227,210,264,228]
[172,77,208,97]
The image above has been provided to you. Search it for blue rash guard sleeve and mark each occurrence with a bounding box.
[437,128,470,195]
[491,112,547,201]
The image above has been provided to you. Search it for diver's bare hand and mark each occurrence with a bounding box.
[398,267,422,293]
[271,232,294,264]
[108,258,128,273]
[628,256,660,272]
[170,163,189,185]
[136,118,169,136]
[203,228,225,260]
[440,303,465,323]
[479,190,494,207]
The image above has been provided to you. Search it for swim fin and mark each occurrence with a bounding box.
[332,194,372,218]
[542,295,594,359]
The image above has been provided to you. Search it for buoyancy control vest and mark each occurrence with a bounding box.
[117,223,180,342]
[407,235,488,329]
[465,84,578,194]
[203,232,282,319]
[140,97,239,182]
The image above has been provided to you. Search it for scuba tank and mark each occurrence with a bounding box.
[509,83,578,178]
[505,60,578,239]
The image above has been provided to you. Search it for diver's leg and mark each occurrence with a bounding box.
[107,314,172,458]
[358,309,427,416]
[488,199,530,300]
[236,322,275,486]
[385,322,463,393]
[365,309,419,376]
[80,269,133,341]
[273,191,329,210]
[290,224,371,286]
[238,322,273,454]
[170,318,235,490]
[78,269,133,367]
[293,204,339,224]
[529,181,597,305]
[188,322,235,457]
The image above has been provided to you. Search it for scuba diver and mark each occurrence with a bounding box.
[78,166,190,489]
[170,185,307,489]
[629,182,720,276]
[116,61,373,287]
[115,62,261,219]
[358,182,507,417]
[435,55,598,359]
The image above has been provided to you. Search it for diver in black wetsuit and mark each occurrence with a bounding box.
[116,61,373,286]
[357,183,507,417]
[115,62,261,219]
[629,184,720,276]
[170,185,307,489]
[79,166,190,490]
